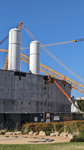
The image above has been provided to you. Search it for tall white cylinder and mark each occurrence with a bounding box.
[8,28,21,71]
[29,41,40,74]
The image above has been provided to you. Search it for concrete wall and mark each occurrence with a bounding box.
[0,70,71,113]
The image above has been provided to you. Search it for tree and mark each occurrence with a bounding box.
[77,100,84,112]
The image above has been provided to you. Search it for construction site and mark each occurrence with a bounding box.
[0,22,84,129]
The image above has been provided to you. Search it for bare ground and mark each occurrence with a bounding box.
[0,134,71,144]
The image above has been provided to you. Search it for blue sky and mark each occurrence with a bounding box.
[0,0,84,98]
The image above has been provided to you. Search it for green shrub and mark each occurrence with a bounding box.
[45,131,52,136]
[0,129,7,135]
[80,132,84,138]
[70,132,84,142]
[58,126,64,134]
[55,123,64,131]
[23,128,28,134]
[70,136,84,142]
[21,120,84,135]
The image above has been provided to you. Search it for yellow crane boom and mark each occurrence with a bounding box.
[3,54,8,70]
[1,49,84,95]
[1,23,84,113]
[16,53,84,95]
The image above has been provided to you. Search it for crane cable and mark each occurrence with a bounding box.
[40,38,84,47]
[21,41,73,50]
[22,25,84,83]
[0,24,19,45]
[21,38,84,50]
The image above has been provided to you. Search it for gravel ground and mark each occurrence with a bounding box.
[0,134,71,144]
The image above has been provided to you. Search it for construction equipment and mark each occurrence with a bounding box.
[3,54,8,70]
[21,38,84,49]
[22,25,84,84]
[47,76,83,113]
[53,78,83,113]
[1,50,84,113]
[18,22,23,30]
[1,23,84,113]
[0,35,9,45]
[1,49,84,95]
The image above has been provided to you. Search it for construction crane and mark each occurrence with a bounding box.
[47,76,83,113]
[1,49,84,95]
[1,23,84,113]
[21,38,84,50]
[1,23,84,92]
[22,25,84,84]
[2,22,23,70]
[1,50,83,113]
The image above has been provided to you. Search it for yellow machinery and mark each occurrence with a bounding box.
[1,22,84,114]
[0,49,84,95]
